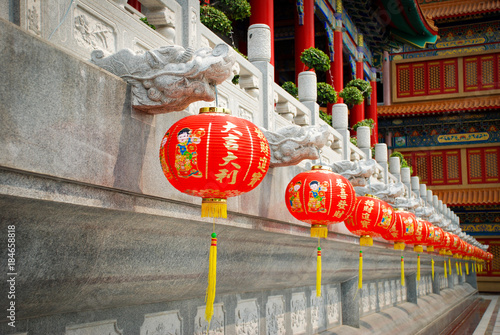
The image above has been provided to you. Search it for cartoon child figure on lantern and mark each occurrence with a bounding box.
[289,181,303,212]
[175,127,205,178]
[308,180,328,213]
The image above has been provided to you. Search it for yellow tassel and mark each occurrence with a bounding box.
[205,233,217,322]
[432,259,435,281]
[444,259,447,279]
[311,226,328,238]
[360,235,373,247]
[460,263,463,276]
[401,256,405,286]
[427,246,434,252]
[202,199,227,218]
[317,247,322,297]
[466,262,469,275]
[449,259,452,275]
[394,242,405,250]
[417,254,421,281]
[456,262,459,275]
[414,245,423,253]
[358,250,363,289]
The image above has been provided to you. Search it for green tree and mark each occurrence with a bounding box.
[199,0,251,36]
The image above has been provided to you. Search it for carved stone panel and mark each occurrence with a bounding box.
[66,320,122,335]
[74,6,116,53]
[391,280,397,305]
[194,304,225,335]
[361,285,370,315]
[310,292,325,331]
[369,283,377,311]
[238,107,254,122]
[326,286,340,325]
[140,310,182,335]
[291,292,307,335]
[235,299,259,335]
[26,0,41,36]
[266,295,285,335]
[396,280,402,303]
[384,281,391,307]
[378,281,385,308]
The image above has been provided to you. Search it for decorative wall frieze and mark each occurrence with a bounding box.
[266,296,286,335]
[235,299,259,335]
[91,44,235,114]
[291,292,307,334]
[140,310,182,335]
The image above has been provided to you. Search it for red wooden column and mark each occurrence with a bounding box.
[350,34,365,129]
[367,68,379,144]
[250,0,274,66]
[295,0,315,81]
[333,8,343,103]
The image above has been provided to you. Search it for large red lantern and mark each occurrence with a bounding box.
[345,195,394,246]
[285,165,356,238]
[159,107,270,323]
[432,227,445,252]
[403,218,429,253]
[285,165,356,296]
[160,107,270,217]
[379,209,411,250]
[424,222,436,252]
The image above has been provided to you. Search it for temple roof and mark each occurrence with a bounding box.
[378,95,500,117]
[343,0,439,52]
[432,187,500,206]
[420,0,500,21]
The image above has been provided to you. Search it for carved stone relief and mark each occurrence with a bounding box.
[384,281,391,307]
[235,299,259,335]
[238,107,254,122]
[194,304,225,335]
[391,280,397,304]
[369,283,377,311]
[330,159,376,187]
[310,292,325,331]
[396,280,402,303]
[91,44,235,114]
[361,285,370,314]
[326,286,340,325]
[291,292,307,335]
[140,310,182,335]
[378,282,385,308]
[189,7,197,48]
[354,182,405,205]
[266,296,285,335]
[262,124,332,168]
[402,283,407,301]
[27,0,41,36]
[65,320,123,335]
[74,6,116,53]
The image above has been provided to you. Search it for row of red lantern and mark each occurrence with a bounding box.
[284,165,492,261]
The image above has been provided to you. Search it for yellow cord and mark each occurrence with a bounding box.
[432,258,434,281]
[417,254,420,282]
[444,259,447,279]
[401,252,405,287]
[317,237,322,297]
[358,248,363,289]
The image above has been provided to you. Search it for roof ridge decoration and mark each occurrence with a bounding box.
[421,0,500,20]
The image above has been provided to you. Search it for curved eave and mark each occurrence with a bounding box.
[379,0,439,48]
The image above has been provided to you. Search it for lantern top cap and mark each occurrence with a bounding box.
[364,194,380,199]
[311,165,332,172]
[199,107,232,115]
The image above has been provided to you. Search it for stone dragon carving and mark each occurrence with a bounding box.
[354,182,405,205]
[262,124,333,168]
[330,159,377,187]
[91,44,235,113]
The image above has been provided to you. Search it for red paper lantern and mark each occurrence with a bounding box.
[424,222,436,252]
[160,107,270,218]
[432,227,445,252]
[285,165,356,238]
[403,218,429,252]
[379,209,414,250]
[345,195,394,246]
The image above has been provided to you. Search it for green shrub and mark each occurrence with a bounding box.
[345,78,372,99]
[338,86,363,106]
[319,110,332,124]
[300,47,330,72]
[200,5,233,35]
[140,17,156,30]
[282,81,298,99]
[390,151,413,174]
[317,82,337,106]
[352,119,375,132]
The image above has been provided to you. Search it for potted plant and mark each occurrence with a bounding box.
[200,0,251,36]
[300,47,331,72]
[338,79,372,108]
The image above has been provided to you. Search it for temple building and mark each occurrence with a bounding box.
[0,0,498,334]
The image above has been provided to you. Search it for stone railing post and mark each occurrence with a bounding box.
[401,167,411,202]
[406,273,418,304]
[248,24,274,129]
[389,156,401,182]
[420,184,427,206]
[298,71,319,125]
[411,176,420,199]
[375,143,388,184]
[427,190,433,209]
[332,104,350,161]
[357,126,371,159]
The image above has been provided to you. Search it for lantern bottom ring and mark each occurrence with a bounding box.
[414,245,424,253]
[311,225,328,239]
[427,246,435,252]
[394,242,405,251]
[202,198,227,219]
[360,235,373,247]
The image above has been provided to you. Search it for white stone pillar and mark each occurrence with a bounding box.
[420,184,427,205]
[248,24,275,129]
[401,167,411,201]
[389,156,401,182]
[332,103,350,161]
[375,143,388,184]
[357,126,371,159]
[298,71,319,125]
[411,176,420,198]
